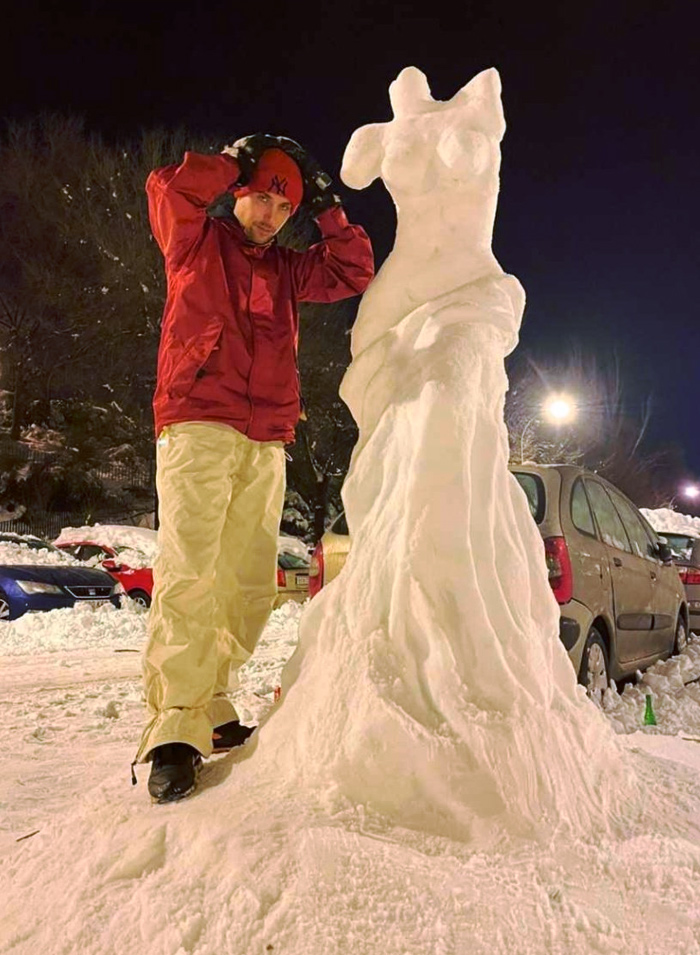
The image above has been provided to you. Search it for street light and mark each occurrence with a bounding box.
[519,394,577,463]
[682,484,700,500]
[545,396,576,423]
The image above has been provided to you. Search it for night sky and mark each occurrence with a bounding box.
[5,1,699,470]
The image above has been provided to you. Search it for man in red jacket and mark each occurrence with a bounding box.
[134,135,374,802]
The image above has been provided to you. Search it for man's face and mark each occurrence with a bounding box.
[234,191,294,244]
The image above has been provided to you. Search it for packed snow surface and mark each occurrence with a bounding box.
[4,605,700,952]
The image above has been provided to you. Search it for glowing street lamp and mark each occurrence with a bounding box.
[519,394,577,463]
[682,484,700,500]
[544,395,576,423]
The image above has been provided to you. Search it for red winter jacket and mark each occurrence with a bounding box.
[147,152,374,442]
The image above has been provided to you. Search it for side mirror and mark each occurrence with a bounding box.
[654,541,673,563]
[102,558,123,572]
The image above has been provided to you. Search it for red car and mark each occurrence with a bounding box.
[54,527,156,608]
[55,528,309,610]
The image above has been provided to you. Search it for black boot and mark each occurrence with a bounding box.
[148,743,202,803]
[211,720,256,753]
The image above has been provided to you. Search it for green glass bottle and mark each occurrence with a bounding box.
[643,693,657,726]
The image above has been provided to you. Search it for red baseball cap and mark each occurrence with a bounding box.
[234,148,304,212]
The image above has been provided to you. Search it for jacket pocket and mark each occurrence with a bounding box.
[165,319,225,399]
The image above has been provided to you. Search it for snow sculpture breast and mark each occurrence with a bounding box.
[268,67,632,844]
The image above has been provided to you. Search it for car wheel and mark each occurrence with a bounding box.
[674,614,689,655]
[128,589,151,609]
[578,627,610,706]
[0,590,11,621]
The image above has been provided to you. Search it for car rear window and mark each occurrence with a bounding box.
[278,552,309,570]
[570,479,596,537]
[512,472,545,524]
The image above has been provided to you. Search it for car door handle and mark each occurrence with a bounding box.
[613,557,622,567]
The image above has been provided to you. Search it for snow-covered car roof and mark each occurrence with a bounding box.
[54,524,159,559]
[640,508,700,539]
[0,533,81,567]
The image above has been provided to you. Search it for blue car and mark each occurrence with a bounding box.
[0,532,122,621]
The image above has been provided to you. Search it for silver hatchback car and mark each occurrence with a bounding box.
[512,464,688,698]
[311,465,689,701]
[650,532,700,635]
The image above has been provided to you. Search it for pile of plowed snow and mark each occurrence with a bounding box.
[0,601,146,655]
[642,507,700,538]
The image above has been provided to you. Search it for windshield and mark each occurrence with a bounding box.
[278,552,309,570]
[0,534,60,554]
[511,472,545,524]
[657,533,697,561]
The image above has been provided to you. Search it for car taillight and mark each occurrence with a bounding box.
[308,542,324,599]
[544,536,573,604]
[276,567,286,588]
[679,567,700,585]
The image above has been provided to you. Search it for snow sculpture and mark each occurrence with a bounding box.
[266,67,632,843]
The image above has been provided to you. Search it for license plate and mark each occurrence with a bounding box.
[81,599,109,611]
[295,574,308,587]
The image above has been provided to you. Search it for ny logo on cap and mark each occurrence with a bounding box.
[269,175,288,196]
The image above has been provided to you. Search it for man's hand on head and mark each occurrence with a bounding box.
[221,144,252,185]
[284,142,341,217]
[221,134,342,216]
[306,187,342,217]
[221,135,279,186]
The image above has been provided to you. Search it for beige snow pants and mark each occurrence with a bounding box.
[135,421,286,762]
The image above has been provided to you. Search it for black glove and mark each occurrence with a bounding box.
[275,137,341,215]
[224,134,342,214]
[306,187,342,217]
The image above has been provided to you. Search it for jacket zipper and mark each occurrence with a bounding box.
[245,258,255,435]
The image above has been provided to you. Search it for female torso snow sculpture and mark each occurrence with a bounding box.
[339,68,525,461]
[264,67,631,845]
[342,66,509,345]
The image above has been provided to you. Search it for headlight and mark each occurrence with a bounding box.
[16,580,63,595]
[113,582,126,595]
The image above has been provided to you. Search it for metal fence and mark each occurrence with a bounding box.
[0,435,156,541]
[1,508,156,542]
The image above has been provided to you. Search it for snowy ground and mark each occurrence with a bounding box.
[3,602,700,952]
[0,600,300,861]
